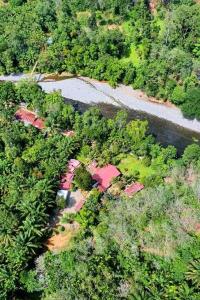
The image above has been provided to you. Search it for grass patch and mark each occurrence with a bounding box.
[120,44,141,67]
[76,11,91,27]
[76,154,90,165]
[118,154,155,181]
[0,0,6,6]
[76,11,91,20]
[129,44,141,67]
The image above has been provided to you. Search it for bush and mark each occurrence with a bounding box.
[57,196,66,210]
[143,157,151,167]
[74,166,93,191]
[171,85,186,105]
[123,65,136,85]
[181,88,200,120]
[58,225,65,233]
[182,144,200,165]
[0,81,17,105]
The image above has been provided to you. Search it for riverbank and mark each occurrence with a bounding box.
[1,73,200,133]
[41,76,200,134]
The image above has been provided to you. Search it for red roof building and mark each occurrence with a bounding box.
[75,197,86,212]
[32,118,46,130]
[62,130,75,137]
[68,159,80,173]
[59,159,80,191]
[88,162,121,192]
[124,182,144,197]
[15,108,45,130]
[15,108,36,124]
[59,173,74,190]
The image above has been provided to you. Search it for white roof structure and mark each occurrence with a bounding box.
[57,190,69,200]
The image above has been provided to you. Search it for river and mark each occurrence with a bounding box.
[63,98,200,155]
[1,73,200,154]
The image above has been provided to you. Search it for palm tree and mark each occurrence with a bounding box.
[186,259,200,288]
[15,231,39,255]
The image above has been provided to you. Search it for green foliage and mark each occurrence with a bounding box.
[0,0,199,118]
[182,144,200,164]
[20,270,42,293]
[0,78,180,299]
[43,91,75,130]
[0,1,200,298]
[118,154,156,183]
[171,85,186,105]
[75,189,101,228]
[74,165,93,191]
[186,259,200,288]
[0,82,78,297]
[181,88,200,120]
[16,80,45,112]
[56,195,66,210]
[0,81,17,106]
[27,166,200,299]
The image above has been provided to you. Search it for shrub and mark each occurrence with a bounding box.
[171,85,186,105]
[74,166,93,191]
[181,88,200,120]
[182,144,200,164]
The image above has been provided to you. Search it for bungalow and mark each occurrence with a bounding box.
[15,108,45,130]
[124,182,144,197]
[68,159,80,173]
[62,130,75,138]
[15,108,75,135]
[88,162,121,192]
[59,159,80,192]
[57,159,82,208]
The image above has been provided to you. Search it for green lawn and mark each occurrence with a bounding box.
[118,154,155,181]
[120,44,141,66]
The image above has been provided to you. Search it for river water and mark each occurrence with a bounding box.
[65,98,200,155]
[1,73,200,154]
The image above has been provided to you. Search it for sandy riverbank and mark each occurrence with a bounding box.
[41,76,200,134]
[1,73,200,133]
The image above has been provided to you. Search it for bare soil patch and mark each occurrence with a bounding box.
[46,222,79,253]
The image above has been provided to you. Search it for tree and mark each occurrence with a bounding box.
[182,144,200,164]
[16,79,45,112]
[74,166,93,191]
[171,85,186,105]
[44,91,75,130]
[186,259,200,288]
[0,81,17,108]
[75,189,101,228]
[181,88,200,120]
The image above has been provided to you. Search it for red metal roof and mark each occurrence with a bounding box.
[15,108,36,124]
[32,118,45,130]
[89,164,121,192]
[68,159,80,173]
[59,159,80,191]
[75,197,86,212]
[59,173,74,190]
[62,130,75,137]
[15,108,45,130]
[124,182,144,197]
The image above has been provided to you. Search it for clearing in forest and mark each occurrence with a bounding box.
[118,154,155,181]
[46,222,79,253]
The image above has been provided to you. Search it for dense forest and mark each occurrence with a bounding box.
[0,79,200,299]
[1,0,200,299]
[0,0,200,118]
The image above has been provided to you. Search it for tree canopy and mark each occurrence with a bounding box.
[0,0,199,117]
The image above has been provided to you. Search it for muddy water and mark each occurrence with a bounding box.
[0,72,200,154]
[65,98,200,155]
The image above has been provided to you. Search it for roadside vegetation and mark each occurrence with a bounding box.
[0,0,199,118]
[0,79,200,299]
